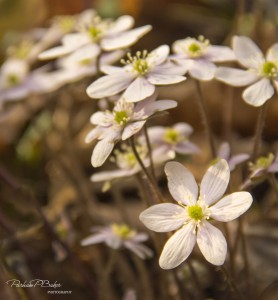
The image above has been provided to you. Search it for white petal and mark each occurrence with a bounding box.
[233,35,264,69]
[91,169,136,182]
[197,221,227,265]
[86,72,133,99]
[147,73,186,85]
[101,25,152,51]
[100,65,124,75]
[243,78,274,107]
[159,223,196,269]
[100,50,126,66]
[64,44,100,64]
[85,127,102,143]
[200,159,230,206]
[139,203,186,232]
[81,233,107,246]
[173,122,193,136]
[215,67,258,87]
[175,141,200,155]
[38,46,73,60]
[206,46,236,62]
[106,15,134,35]
[141,99,177,116]
[153,61,187,76]
[188,59,216,81]
[228,154,250,171]
[217,142,230,160]
[91,140,115,167]
[210,192,253,222]
[62,33,90,48]
[164,161,198,206]
[123,77,155,102]
[147,45,169,67]
[266,43,278,61]
[122,120,146,140]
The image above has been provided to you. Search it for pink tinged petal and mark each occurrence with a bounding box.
[268,159,278,173]
[159,223,196,269]
[123,76,155,102]
[215,67,258,87]
[141,100,177,116]
[139,203,186,232]
[266,43,278,61]
[86,72,133,99]
[233,36,264,69]
[106,236,122,249]
[81,233,108,246]
[100,65,124,75]
[147,45,170,67]
[200,159,230,206]
[101,25,152,51]
[243,78,274,107]
[210,191,253,222]
[65,44,100,64]
[153,61,187,76]
[38,46,73,60]
[132,233,149,242]
[174,123,193,136]
[124,241,153,259]
[122,120,146,140]
[188,59,216,81]
[85,127,102,143]
[91,168,136,182]
[147,73,186,85]
[91,140,115,167]
[206,46,236,62]
[217,142,230,160]
[165,161,198,206]
[197,221,227,265]
[175,141,200,155]
[106,15,134,35]
[228,154,250,171]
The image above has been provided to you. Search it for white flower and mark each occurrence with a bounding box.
[81,224,153,259]
[146,122,200,159]
[140,159,253,269]
[85,94,177,167]
[86,45,186,102]
[171,36,235,81]
[39,13,151,61]
[215,35,278,106]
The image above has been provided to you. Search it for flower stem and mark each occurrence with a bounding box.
[251,102,269,160]
[130,136,164,203]
[220,265,245,300]
[194,80,216,158]
[143,124,156,179]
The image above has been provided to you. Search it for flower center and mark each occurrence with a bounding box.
[7,74,19,86]
[182,36,210,58]
[88,26,103,40]
[121,51,149,75]
[262,61,278,78]
[187,204,204,221]
[163,128,183,144]
[114,110,129,125]
[112,224,135,239]
[252,153,274,170]
[188,43,201,54]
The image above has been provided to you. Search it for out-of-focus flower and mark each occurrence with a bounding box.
[140,160,253,269]
[86,45,186,102]
[81,224,153,259]
[85,94,177,167]
[215,36,278,106]
[146,123,200,159]
[217,142,249,171]
[39,12,151,62]
[123,289,136,300]
[171,36,235,81]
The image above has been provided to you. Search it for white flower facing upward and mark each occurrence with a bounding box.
[140,159,253,269]
[215,36,278,106]
[81,223,153,259]
[171,36,235,81]
[146,122,200,159]
[86,45,186,102]
[85,94,177,167]
[39,13,151,62]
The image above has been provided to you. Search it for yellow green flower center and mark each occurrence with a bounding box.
[80,58,92,65]
[163,128,181,144]
[188,204,204,221]
[7,74,19,86]
[121,51,149,75]
[189,43,201,54]
[114,110,129,125]
[89,26,103,40]
[254,153,274,169]
[262,61,277,78]
[112,224,135,239]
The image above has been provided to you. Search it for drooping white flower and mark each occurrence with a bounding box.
[86,45,186,102]
[81,223,153,259]
[140,159,253,269]
[215,36,278,106]
[171,36,235,81]
[39,13,151,62]
[146,122,200,159]
[217,142,249,171]
[85,93,177,167]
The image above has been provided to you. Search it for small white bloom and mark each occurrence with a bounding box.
[146,122,200,159]
[85,93,177,167]
[215,35,278,106]
[86,45,186,102]
[81,223,153,259]
[140,159,253,269]
[171,35,235,81]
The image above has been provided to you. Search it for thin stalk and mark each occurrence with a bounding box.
[222,86,234,142]
[130,137,164,203]
[143,124,156,179]
[251,102,268,160]
[194,80,216,158]
[220,265,245,300]
[187,261,206,300]
[223,222,235,275]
